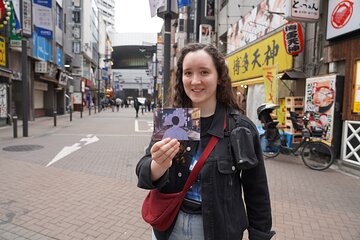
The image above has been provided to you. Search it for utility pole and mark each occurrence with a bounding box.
[20,0,29,137]
[157,0,178,107]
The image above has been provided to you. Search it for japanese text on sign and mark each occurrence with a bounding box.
[227,32,293,82]
[283,22,304,55]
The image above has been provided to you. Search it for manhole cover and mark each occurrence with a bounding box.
[2,145,44,152]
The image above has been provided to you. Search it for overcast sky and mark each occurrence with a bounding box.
[114,0,164,33]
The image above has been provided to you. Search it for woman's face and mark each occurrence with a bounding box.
[182,49,218,110]
[313,87,334,107]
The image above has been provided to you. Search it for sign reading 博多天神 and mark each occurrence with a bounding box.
[227,31,293,82]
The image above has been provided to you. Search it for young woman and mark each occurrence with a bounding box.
[136,43,275,240]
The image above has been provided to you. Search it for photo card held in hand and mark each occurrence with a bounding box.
[152,108,201,141]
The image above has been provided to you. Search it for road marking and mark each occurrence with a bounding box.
[46,143,81,167]
[46,134,99,167]
[135,119,153,133]
[80,134,99,145]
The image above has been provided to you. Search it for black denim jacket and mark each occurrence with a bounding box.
[136,103,275,240]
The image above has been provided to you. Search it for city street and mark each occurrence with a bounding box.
[0,108,359,240]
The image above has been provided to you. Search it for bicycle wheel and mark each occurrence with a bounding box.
[260,134,280,158]
[301,141,334,170]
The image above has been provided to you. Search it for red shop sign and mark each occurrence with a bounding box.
[331,0,353,29]
[283,22,304,56]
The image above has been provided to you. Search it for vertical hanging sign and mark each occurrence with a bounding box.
[263,65,278,105]
[22,0,32,36]
[0,36,6,66]
[283,22,304,55]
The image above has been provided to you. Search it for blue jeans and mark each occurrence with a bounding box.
[152,210,204,240]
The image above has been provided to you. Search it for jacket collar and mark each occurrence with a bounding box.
[206,103,226,139]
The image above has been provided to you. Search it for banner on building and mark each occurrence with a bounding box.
[327,0,359,40]
[0,36,6,66]
[353,60,360,113]
[283,22,304,55]
[33,0,53,39]
[226,0,287,53]
[284,0,320,22]
[22,0,32,36]
[263,65,278,105]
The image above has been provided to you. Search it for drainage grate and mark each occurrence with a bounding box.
[2,145,44,152]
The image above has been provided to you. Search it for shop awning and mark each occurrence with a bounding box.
[280,71,307,80]
[0,67,12,78]
[232,73,284,87]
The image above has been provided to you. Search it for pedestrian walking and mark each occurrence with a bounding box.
[134,98,140,118]
[136,43,275,240]
[115,97,121,112]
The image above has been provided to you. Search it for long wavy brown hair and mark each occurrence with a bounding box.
[170,43,240,110]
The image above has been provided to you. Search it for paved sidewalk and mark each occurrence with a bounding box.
[0,108,359,240]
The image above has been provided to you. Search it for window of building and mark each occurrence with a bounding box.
[56,3,63,30]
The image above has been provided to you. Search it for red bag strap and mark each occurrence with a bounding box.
[182,115,226,193]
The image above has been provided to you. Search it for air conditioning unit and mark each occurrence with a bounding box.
[35,61,48,73]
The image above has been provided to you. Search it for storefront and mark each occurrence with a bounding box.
[0,32,12,126]
[324,0,360,171]
[226,30,295,125]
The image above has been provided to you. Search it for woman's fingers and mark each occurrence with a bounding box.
[151,138,180,164]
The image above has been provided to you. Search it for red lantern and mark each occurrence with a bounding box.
[283,22,304,56]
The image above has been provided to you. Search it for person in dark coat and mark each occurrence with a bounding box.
[134,98,140,118]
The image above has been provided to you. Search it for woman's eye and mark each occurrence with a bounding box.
[201,71,209,75]
[184,72,191,77]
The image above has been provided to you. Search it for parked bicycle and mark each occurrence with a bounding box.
[257,103,334,171]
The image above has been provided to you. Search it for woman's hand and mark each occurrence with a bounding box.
[150,138,180,181]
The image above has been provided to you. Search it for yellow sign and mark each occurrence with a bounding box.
[263,65,278,104]
[226,31,293,82]
[353,60,360,113]
[0,36,5,66]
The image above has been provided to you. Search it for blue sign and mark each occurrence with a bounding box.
[33,0,52,8]
[35,26,53,39]
[56,46,64,68]
[178,0,190,7]
[33,31,52,61]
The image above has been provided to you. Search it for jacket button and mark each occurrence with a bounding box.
[178,172,182,177]
[232,166,236,171]
[186,147,191,152]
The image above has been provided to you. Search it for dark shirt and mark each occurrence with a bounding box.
[181,114,214,214]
